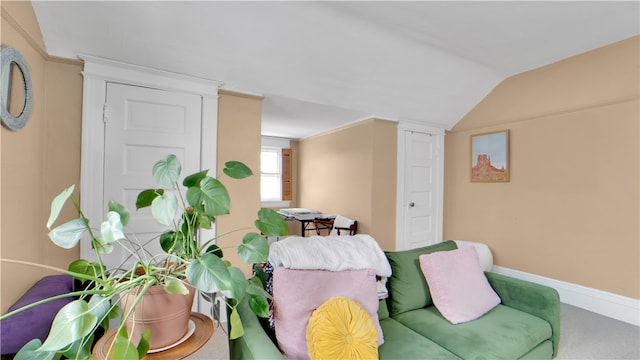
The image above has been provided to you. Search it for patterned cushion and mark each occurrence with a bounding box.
[307,297,378,360]
[253,262,275,328]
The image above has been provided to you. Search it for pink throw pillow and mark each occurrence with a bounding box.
[419,246,501,324]
[273,268,383,360]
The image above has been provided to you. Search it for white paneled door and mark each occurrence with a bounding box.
[101,82,202,270]
[398,129,443,250]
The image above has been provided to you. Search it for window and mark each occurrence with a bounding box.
[261,137,293,207]
[261,148,282,201]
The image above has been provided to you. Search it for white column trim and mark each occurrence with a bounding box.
[79,74,107,261]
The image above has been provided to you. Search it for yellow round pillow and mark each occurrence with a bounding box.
[306,297,378,360]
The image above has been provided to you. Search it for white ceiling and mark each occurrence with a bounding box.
[32,1,639,139]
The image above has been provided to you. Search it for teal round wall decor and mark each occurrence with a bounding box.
[1,46,33,131]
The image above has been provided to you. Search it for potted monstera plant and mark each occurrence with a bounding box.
[1,154,287,359]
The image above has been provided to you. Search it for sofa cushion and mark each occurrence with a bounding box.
[272,268,382,359]
[394,305,553,360]
[377,298,389,320]
[378,317,460,360]
[0,275,75,354]
[520,341,554,359]
[306,297,378,360]
[419,246,500,324]
[385,240,457,316]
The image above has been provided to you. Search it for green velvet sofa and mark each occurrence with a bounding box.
[230,241,560,359]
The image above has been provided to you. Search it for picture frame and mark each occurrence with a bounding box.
[470,130,509,182]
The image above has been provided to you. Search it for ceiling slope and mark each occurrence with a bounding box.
[31,1,639,138]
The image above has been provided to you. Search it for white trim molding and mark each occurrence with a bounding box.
[79,54,222,96]
[492,266,640,326]
[79,56,222,315]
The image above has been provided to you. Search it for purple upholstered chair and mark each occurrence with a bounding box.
[1,275,75,355]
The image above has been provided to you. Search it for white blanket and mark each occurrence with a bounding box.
[269,234,392,278]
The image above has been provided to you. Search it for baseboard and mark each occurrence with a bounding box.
[491,266,640,327]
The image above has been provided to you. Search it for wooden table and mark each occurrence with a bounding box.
[93,312,214,360]
[277,210,335,237]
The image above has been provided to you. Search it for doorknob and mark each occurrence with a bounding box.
[409,202,415,208]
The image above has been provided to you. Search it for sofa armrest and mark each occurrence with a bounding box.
[485,272,560,358]
[229,297,284,360]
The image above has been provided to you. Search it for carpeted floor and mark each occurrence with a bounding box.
[187,303,640,360]
[557,303,639,359]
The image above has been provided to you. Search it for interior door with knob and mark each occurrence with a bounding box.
[99,82,203,270]
[398,129,443,250]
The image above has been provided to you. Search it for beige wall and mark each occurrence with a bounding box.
[444,36,639,299]
[298,119,397,250]
[0,3,266,307]
[216,90,263,276]
[1,2,83,312]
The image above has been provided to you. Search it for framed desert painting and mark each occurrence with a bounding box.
[471,130,510,182]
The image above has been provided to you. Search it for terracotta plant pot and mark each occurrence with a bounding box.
[120,282,196,350]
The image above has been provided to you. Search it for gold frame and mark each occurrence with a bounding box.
[470,130,510,183]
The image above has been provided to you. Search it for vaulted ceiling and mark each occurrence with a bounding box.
[32,1,639,139]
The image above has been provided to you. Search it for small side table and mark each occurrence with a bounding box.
[92,312,214,360]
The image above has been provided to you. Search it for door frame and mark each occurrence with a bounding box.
[395,121,445,250]
[79,55,222,260]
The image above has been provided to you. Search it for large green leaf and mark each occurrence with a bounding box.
[88,295,111,325]
[48,218,87,249]
[47,185,75,229]
[164,277,189,295]
[61,334,94,360]
[100,211,125,244]
[182,169,208,187]
[152,154,181,187]
[38,300,97,352]
[102,304,121,331]
[229,306,244,339]
[68,259,102,282]
[137,329,151,359]
[159,230,178,253]
[205,244,224,258]
[14,339,55,360]
[223,161,253,179]
[113,327,139,360]
[248,294,270,318]
[247,276,271,299]
[185,177,230,217]
[151,192,177,226]
[228,267,248,301]
[255,208,288,236]
[108,200,130,226]
[237,233,269,264]
[135,189,163,209]
[186,253,232,293]
[93,237,114,255]
[197,213,212,229]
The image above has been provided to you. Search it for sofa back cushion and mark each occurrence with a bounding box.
[385,240,457,316]
[378,298,389,320]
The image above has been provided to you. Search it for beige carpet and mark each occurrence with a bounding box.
[185,321,229,360]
